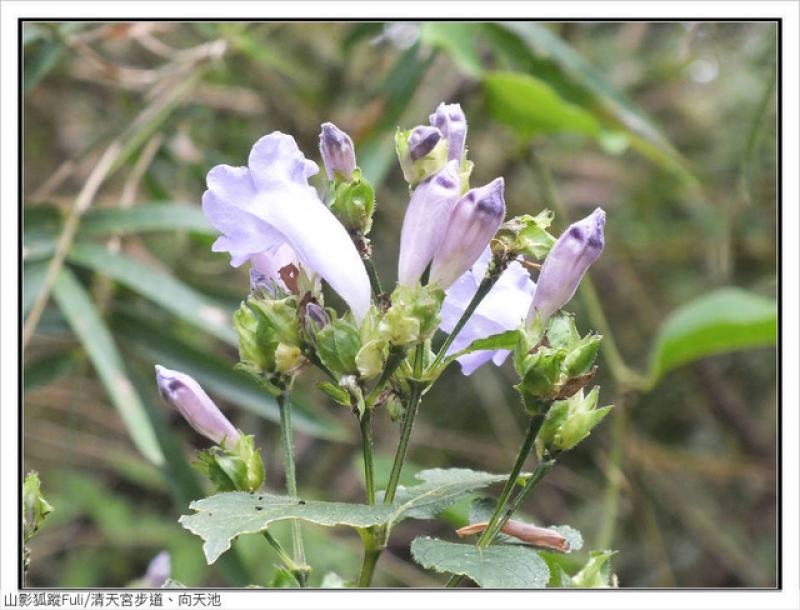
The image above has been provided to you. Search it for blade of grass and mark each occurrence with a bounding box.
[51,268,164,465]
[67,242,237,347]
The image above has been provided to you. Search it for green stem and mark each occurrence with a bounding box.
[383,345,426,505]
[365,345,407,405]
[278,391,307,585]
[357,541,382,588]
[430,268,504,374]
[360,409,376,505]
[477,415,544,545]
[363,255,383,299]
[446,419,553,589]
[261,531,305,577]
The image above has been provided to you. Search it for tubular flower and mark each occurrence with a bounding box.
[429,178,506,289]
[319,122,357,181]
[202,132,371,322]
[429,102,467,163]
[155,365,240,448]
[527,208,605,326]
[397,160,462,287]
[439,248,536,375]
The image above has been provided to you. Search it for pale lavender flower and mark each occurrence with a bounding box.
[143,551,171,588]
[202,132,370,322]
[407,125,442,161]
[397,160,462,286]
[429,102,467,163]
[429,178,505,289]
[319,122,356,180]
[527,208,605,326]
[155,365,240,448]
[440,249,536,375]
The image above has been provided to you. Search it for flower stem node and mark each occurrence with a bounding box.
[379,284,444,346]
[194,433,265,493]
[513,313,604,415]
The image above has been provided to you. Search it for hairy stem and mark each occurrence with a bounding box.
[360,409,376,505]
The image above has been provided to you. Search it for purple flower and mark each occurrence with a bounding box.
[143,551,171,588]
[440,249,536,375]
[397,160,462,287]
[429,102,467,163]
[155,365,240,448]
[202,132,371,322]
[429,178,505,289]
[319,122,357,180]
[527,208,605,326]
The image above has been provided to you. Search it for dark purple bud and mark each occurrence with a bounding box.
[303,301,330,343]
[527,208,605,326]
[319,122,357,180]
[408,126,443,161]
[429,178,506,289]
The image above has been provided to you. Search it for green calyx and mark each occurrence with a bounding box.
[194,433,265,493]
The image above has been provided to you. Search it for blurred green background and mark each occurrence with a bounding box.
[22,21,777,588]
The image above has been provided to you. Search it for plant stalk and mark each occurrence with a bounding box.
[278,391,308,586]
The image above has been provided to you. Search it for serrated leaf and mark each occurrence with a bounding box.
[649,287,777,382]
[411,537,549,588]
[454,330,520,358]
[382,468,508,526]
[179,492,395,564]
[68,242,237,346]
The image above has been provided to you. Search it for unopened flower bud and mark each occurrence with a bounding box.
[319,122,357,181]
[429,102,467,163]
[429,178,505,289]
[398,160,462,286]
[527,208,605,326]
[303,301,330,343]
[155,365,240,448]
[408,126,443,161]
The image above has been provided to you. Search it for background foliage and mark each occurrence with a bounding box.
[22,21,777,588]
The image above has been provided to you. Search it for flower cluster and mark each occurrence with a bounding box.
[155,101,606,462]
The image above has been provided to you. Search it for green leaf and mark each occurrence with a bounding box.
[179,492,396,564]
[495,22,695,183]
[649,287,777,382]
[181,468,509,564]
[382,468,508,526]
[483,71,601,139]
[420,23,484,78]
[571,550,617,587]
[67,242,237,346]
[79,203,217,236]
[51,268,164,465]
[411,537,550,588]
[454,330,520,358]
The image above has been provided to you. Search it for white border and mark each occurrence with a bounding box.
[3,2,798,610]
